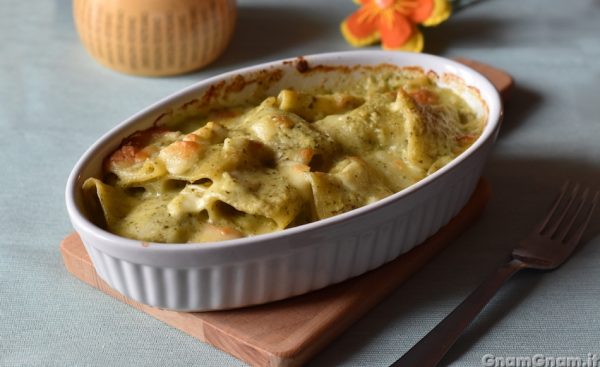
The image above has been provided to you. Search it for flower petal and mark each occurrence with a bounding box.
[408,0,434,23]
[382,28,424,52]
[341,6,381,47]
[423,0,451,26]
[378,12,413,50]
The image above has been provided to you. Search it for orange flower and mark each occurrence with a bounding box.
[341,0,451,52]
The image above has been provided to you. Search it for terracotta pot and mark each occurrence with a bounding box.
[73,0,236,76]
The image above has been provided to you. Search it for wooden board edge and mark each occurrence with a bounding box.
[60,236,280,366]
[276,180,492,365]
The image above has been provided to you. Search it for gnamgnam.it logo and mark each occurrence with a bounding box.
[481,353,600,367]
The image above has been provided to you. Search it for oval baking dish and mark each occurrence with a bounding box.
[66,51,502,311]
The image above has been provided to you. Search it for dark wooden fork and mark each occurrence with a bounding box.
[392,182,599,367]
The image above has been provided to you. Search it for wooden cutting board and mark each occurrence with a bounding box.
[61,60,511,367]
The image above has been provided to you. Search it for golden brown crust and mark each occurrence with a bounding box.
[105,127,168,170]
[409,89,438,105]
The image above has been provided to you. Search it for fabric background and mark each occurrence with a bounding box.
[1,0,599,365]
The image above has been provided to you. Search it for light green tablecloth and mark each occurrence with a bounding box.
[2,0,599,365]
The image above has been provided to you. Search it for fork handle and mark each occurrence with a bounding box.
[391,258,527,367]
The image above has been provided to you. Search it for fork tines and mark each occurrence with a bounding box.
[538,182,599,243]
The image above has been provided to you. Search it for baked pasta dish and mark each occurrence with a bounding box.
[83,66,484,243]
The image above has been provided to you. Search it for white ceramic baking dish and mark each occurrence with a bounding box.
[66,51,502,311]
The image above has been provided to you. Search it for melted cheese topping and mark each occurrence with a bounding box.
[83,69,483,243]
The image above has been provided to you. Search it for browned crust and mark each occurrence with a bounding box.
[107,57,487,171]
[152,110,173,127]
[104,127,168,171]
[441,72,489,119]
